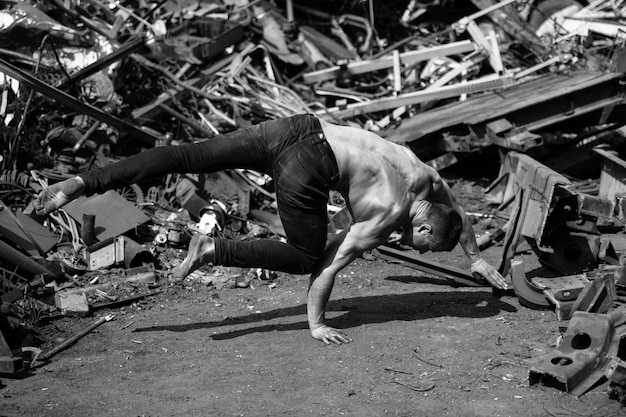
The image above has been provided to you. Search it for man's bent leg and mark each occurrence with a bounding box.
[171,234,321,280]
[214,238,317,274]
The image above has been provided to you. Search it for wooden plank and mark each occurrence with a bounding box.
[303,40,477,84]
[525,96,626,132]
[318,75,515,119]
[299,25,356,62]
[387,71,625,144]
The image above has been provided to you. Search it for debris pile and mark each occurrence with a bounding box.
[3,0,626,404]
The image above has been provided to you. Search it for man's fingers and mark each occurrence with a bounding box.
[487,274,509,290]
[472,260,511,290]
[330,333,351,344]
[323,332,351,345]
[312,326,352,345]
[492,273,509,289]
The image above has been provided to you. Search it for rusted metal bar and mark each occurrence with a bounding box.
[0,58,161,145]
[72,120,102,153]
[37,314,115,361]
[373,245,485,287]
[158,103,215,138]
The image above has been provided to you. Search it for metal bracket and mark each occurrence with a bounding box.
[486,119,544,152]
[529,305,626,397]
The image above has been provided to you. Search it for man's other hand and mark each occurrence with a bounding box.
[471,258,510,290]
[35,177,85,216]
[311,325,352,345]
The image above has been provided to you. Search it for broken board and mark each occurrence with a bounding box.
[62,190,150,241]
[388,71,626,145]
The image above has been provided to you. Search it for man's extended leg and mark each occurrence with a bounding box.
[78,128,267,196]
[35,127,267,214]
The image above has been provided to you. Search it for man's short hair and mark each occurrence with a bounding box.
[425,203,463,251]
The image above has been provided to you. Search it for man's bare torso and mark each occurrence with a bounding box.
[318,117,438,232]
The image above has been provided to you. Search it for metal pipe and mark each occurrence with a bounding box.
[0,239,60,279]
[37,314,115,361]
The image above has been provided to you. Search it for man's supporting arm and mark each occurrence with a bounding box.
[307,224,382,344]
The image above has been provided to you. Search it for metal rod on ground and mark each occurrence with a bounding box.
[37,314,115,361]
[0,239,61,279]
[373,245,486,287]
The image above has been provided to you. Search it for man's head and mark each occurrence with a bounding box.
[401,202,463,253]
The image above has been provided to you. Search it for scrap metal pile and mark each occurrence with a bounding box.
[4,0,626,404]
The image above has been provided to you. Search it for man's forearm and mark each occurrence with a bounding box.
[435,178,482,263]
[307,271,336,330]
[459,217,481,263]
[306,225,372,334]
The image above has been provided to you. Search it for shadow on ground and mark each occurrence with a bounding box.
[133,276,517,340]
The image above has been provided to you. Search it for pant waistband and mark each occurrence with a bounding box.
[309,115,339,186]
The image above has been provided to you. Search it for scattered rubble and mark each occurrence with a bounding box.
[2,0,626,406]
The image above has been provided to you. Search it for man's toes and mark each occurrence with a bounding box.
[170,262,188,280]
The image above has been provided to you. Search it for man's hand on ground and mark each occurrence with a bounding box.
[471,258,510,290]
[35,177,85,216]
[311,325,352,345]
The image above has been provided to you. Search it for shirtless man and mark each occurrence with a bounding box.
[35,114,508,345]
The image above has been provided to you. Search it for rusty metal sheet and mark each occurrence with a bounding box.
[510,154,572,252]
[62,190,150,242]
[0,207,58,256]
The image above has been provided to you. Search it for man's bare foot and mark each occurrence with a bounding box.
[170,234,215,281]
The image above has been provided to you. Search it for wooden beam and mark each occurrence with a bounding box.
[388,72,624,145]
[302,40,477,84]
[316,74,515,119]
[526,96,626,132]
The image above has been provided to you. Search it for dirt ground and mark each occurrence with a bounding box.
[2,181,626,417]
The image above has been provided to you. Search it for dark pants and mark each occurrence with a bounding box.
[80,114,340,274]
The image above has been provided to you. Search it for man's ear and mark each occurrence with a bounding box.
[416,224,432,235]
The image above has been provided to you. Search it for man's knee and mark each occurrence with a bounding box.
[297,253,323,275]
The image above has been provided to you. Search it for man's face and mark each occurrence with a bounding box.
[401,224,432,253]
